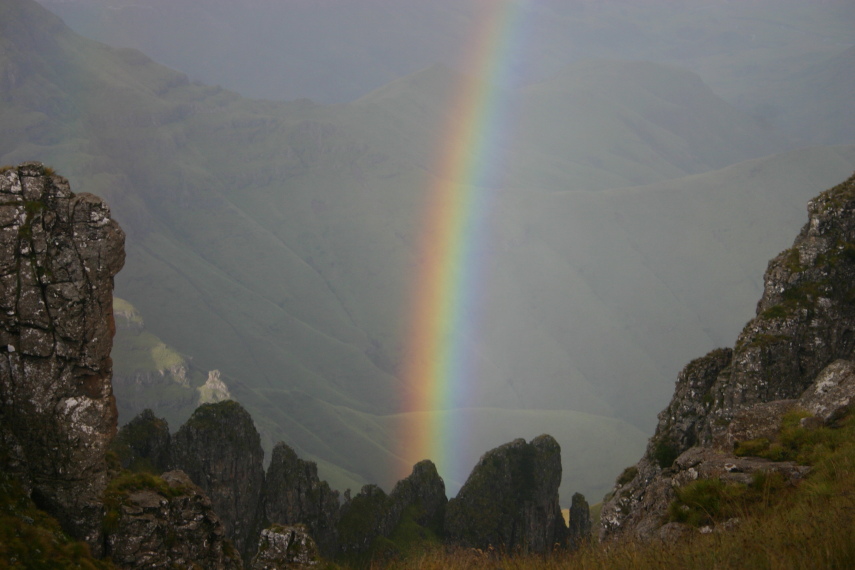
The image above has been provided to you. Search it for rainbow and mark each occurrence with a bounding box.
[398,0,531,483]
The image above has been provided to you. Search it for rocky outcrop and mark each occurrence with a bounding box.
[111,408,172,473]
[251,524,320,569]
[337,484,390,554]
[198,369,233,404]
[172,400,266,560]
[0,163,125,554]
[567,492,591,549]
[444,435,569,553]
[797,359,855,423]
[386,459,447,537]
[601,172,855,542]
[104,470,242,569]
[260,442,341,556]
[336,459,447,555]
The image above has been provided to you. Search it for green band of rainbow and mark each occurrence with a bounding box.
[398,0,531,483]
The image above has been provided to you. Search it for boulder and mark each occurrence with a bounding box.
[386,459,447,537]
[336,458,447,555]
[251,524,320,569]
[798,359,855,423]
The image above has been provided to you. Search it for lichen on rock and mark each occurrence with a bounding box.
[0,162,125,555]
[600,172,855,543]
[103,469,242,569]
[251,524,319,569]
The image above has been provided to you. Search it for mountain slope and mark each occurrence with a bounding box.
[3,0,855,502]
[35,0,855,113]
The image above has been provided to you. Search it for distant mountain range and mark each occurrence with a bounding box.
[3,0,854,501]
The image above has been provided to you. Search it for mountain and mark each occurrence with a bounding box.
[600,171,855,543]
[3,0,855,503]
[34,0,855,118]
[749,44,855,146]
[348,60,784,191]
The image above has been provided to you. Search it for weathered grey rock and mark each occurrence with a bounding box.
[601,446,810,541]
[335,458,447,555]
[567,492,591,549]
[649,348,733,464]
[707,173,855,433]
[260,442,340,556]
[105,470,243,569]
[601,173,855,542]
[798,359,855,423]
[714,399,798,452]
[251,524,320,569]
[0,163,125,555]
[111,408,172,473]
[386,459,447,537]
[172,400,265,560]
[444,435,568,552]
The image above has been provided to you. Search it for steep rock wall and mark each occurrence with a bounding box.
[172,400,266,560]
[444,435,569,552]
[601,172,855,541]
[0,162,125,554]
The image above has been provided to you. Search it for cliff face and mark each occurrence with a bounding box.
[385,459,447,538]
[172,400,266,559]
[445,435,570,552]
[601,172,855,541]
[0,163,125,554]
[260,442,341,556]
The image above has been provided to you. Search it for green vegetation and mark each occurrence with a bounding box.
[102,471,189,533]
[0,472,114,569]
[615,466,638,487]
[386,505,442,554]
[667,472,786,527]
[112,329,186,376]
[651,439,680,469]
[112,297,143,327]
[734,409,845,464]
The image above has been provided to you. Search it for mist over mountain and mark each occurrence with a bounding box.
[4,0,855,504]
[35,0,855,147]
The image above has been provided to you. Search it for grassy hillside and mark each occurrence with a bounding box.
[3,0,855,501]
